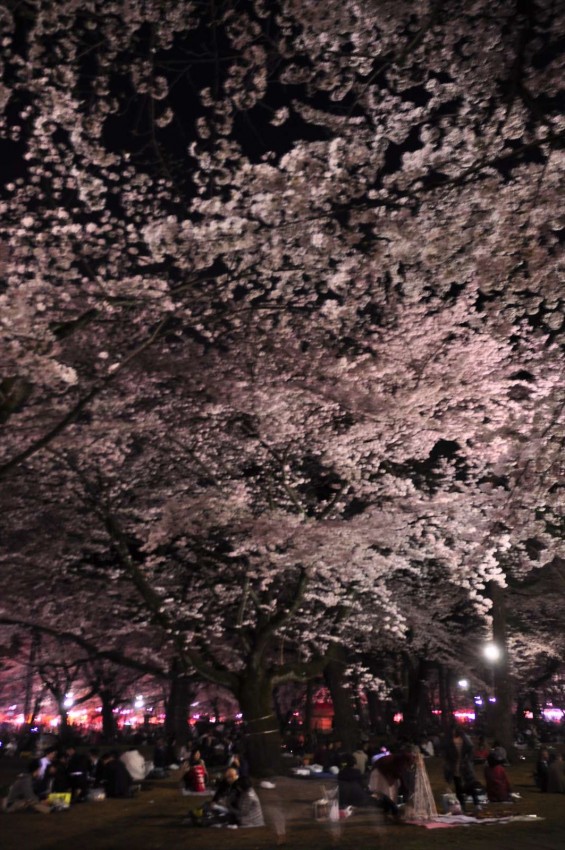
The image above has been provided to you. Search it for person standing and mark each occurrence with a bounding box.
[443,725,481,813]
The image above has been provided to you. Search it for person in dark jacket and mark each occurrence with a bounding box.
[338,754,370,808]
[65,744,91,801]
[207,766,242,824]
[98,750,134,797]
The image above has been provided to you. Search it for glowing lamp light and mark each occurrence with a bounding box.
[134,695,144,709]
[483,642,502,662]
[64,692,74,709]
[458,679,469,689]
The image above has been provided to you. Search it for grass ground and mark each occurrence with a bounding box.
[1,751,564,850]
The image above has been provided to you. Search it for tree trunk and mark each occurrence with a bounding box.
[403,656,433,740]
[237,673,282,777]
[304,679,314,736]
[23,630,40,725]
[366,689,382,733]
[100,690,117,741]
[324,648,358,751]
[58,705,70,741]
[165,670,194,748]
[438,663,451,732]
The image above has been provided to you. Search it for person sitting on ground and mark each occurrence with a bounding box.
[50,749,73,794]
[547,751,565,794]
[473,735,490,764]
[99,750,135,798]
[534,748,550,792]
[153,737,168,770]
[484,746,512,802]
[206,766,242,825]
[93,749,108,788]
[353,744,369,774]
[86,748,100,785]
[236,776,265,827]
[65,744,91,801]
[6,758,51,814]
[182,749,209,793]
[338,753,370,809]
[38,746,58,781]
[121,745,152,782]
[227,749,250,778]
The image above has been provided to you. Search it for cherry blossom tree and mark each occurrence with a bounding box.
[1,0,564,767]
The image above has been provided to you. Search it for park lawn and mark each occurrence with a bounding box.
[1,752,564,850]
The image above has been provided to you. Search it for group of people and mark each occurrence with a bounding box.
[180,747,249,794]
[445,726,565,807]
[345,746,430,820]
[320,726,537,820]
[5,743,153,813]
[443,725,519,810]
[6,724,565,824]
[179,745,264,828]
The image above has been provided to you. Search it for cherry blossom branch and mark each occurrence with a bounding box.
[271,643,339,686]
[251,567,309,667]
[0,317,169,480]
[0,616,168,678]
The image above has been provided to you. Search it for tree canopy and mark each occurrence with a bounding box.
[0,0,563,763]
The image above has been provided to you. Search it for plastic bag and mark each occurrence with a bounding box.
[441,793,462,815]
[328,799,340,821]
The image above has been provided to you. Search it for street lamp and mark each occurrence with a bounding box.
[483,642,502,663]
[482,642,502,735]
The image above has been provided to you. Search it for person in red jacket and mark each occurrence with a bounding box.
[182,749,208,793]
[484,746,512,802]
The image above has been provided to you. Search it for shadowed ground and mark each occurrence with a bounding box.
[1,751,563,850]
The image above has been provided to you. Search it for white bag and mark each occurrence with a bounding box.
[441,792,461,815]
[328,798,340,821]
[87,787,107,802]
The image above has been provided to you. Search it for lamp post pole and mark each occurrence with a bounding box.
[483,642,500,736]
[488,581,514,757]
